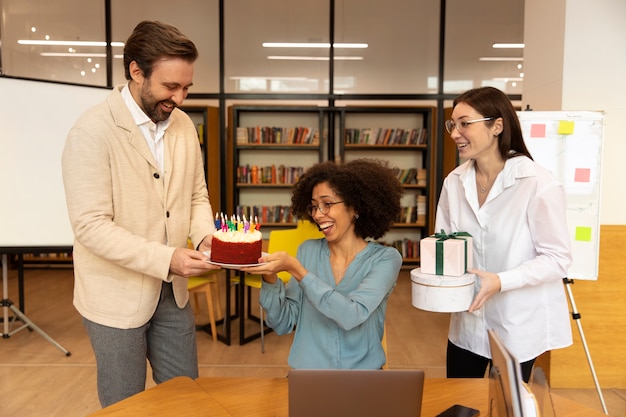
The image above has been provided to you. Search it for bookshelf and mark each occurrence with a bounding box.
[226,104,436,264]
[180,105,221,210]
[227,105,327,237]
[338,106,436,265]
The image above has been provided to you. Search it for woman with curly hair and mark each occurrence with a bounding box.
[241,158,404,369]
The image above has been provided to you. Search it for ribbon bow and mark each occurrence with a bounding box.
[432,230,472,274]
[433,229,472,240]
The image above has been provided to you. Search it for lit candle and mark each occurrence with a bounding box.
[214,212,221,229]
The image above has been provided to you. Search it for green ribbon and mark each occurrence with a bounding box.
[432,230,472,275]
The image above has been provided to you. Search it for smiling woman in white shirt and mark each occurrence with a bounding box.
[438,86,573,383]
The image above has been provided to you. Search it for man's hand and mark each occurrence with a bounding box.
[170,247,220,278]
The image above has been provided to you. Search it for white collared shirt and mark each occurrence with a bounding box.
[121,84,170,173]
[435,156,573,361]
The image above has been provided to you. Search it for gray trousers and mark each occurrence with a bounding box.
[83,282,198,408]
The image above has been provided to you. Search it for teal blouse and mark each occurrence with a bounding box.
[260,239,402,369]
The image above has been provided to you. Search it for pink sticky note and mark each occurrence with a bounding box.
[574,168,591,183]
[530,124,546,138]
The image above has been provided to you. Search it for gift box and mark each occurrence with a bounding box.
[411,268,475,312]
[420,231,473,276]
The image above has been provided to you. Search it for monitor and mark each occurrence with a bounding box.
[488,329,539,417]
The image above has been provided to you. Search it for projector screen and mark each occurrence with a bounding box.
[0,77,110,249]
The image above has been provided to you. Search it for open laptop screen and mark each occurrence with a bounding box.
[288,369,425,417]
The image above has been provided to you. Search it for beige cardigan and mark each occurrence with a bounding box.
[62,85,215,329]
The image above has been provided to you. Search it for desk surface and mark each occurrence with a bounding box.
[87,376,607,417]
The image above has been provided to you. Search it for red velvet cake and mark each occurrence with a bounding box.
[210,229,263,265]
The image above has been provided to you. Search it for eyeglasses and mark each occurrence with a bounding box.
[307,201,344,216]
[444,117,494,134]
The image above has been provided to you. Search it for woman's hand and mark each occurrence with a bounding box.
[240,251,307,282]
[467,268,501,312]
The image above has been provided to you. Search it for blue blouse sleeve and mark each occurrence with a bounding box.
[261,240,402,333]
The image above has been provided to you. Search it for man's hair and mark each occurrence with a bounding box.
[123,20,198,80]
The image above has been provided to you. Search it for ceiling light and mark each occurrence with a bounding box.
[492,77,524,82]
[18,40,124,47]
[492,43,525,49]
[40,52,123,58]
[229,76,310,81]
[267,56,363,61]
[262,42,368,49]
[478,57,524,62]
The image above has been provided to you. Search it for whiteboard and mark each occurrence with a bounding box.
[0,77,111,248]
[518,111,604,280]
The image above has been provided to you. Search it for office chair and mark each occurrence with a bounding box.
[233,220,323,352]
[186,238,223,342]
[188,271,223,342]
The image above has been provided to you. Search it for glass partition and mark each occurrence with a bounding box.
[224,0,330,94]
[1,0,106,86]
[334,0,440,94]
[0,0,525,96]
[110,0,220,92]
[444,0,524,95]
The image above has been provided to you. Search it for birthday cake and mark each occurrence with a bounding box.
[210,216,263,264]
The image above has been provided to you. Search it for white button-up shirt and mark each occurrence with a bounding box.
[435,156,573,362]
[121,84,170,173]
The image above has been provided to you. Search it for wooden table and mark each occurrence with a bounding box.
[87,376,608,417]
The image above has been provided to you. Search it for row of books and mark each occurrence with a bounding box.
[396,204,427,224]
[392,167,427,185]
[236,205,298,224]
[344,127,427,145]
[237,164,305,185]
[236,126,319,145]
[382,238,421,259]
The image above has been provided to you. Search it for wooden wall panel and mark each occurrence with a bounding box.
[550,225,626,388]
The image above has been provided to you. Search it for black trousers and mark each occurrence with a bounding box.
[446,340,536,383]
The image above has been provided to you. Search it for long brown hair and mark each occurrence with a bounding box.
[453,86,533,160]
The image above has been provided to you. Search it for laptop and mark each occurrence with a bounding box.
[288,369,425,417]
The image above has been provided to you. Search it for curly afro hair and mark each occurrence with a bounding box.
[291,159,404,240]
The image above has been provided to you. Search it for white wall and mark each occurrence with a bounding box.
[523,0,626,224]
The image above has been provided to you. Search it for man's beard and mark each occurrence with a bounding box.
[140,82,175,123]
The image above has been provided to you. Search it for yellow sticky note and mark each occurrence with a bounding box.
[558,120,575,135]
[575,226,592,242]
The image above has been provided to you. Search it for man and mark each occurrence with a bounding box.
[62,21,220,407]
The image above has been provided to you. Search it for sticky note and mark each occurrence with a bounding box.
[530,124,546,138]
[558,120,575,135]
[574,168,591,182]
[575,226,592,242]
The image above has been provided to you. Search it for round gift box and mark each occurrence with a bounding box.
[410,268,475,313]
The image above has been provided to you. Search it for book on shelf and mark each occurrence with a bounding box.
[416,169,427,186]
[416,195,426,224]
[237,126,319,145]
[379,236,421,260]
[237,164,305,185]
[344,127,424,145]
[236,205,297,224]
[393,167,418,185]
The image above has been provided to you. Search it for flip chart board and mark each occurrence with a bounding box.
[518,111,604,280]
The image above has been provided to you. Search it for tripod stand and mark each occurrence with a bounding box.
[562,277,607,414]
[1,254,71,356]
